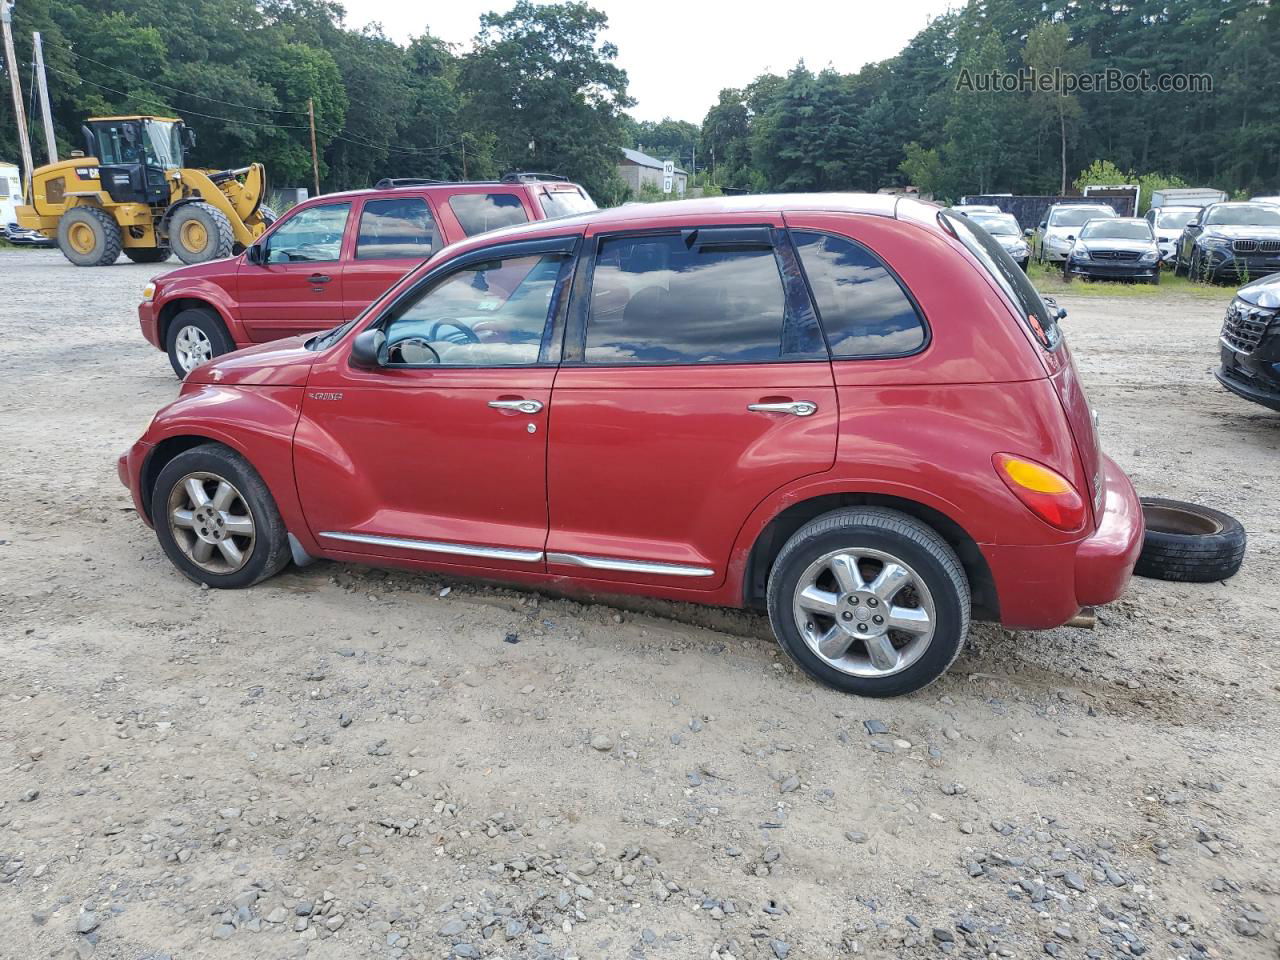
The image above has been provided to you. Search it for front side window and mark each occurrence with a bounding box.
[584,232,790,364]
[356,197,437,260]
[1157,208,1195,230]
[380,253,567,366]
[448,193,529,236]
[944,211,1060,350]
[791,232,925,358]
[265,203,351,263]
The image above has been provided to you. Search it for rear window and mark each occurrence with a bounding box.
[539,187,596,219]
[448,193,529,236]
[944,211,1060,349]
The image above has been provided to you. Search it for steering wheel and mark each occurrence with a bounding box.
[388,337,441,365]
[428,318,480,344]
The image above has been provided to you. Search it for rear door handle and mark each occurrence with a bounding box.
[488,399,543,414]
[747,400,818,417]
[308,274,332,284]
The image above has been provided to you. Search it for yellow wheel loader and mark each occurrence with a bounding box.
[15,116,276,266]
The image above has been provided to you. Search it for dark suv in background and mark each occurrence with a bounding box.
[1176,201,1280,282]
[1217,271,1280,411]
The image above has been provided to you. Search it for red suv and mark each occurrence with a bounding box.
[137,174,595,377]
[118,195,1143,697]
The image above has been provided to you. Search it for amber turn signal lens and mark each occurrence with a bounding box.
[993,453,1087,531]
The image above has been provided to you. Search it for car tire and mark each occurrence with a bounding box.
[56,206,122,266]
[170,201,235,264]
[1189,248,1207,283]
[1134,497,1245,583]
[166,307,233,379]
[766,507,970,698]
[151,443,291,589]
[123,246,172,264]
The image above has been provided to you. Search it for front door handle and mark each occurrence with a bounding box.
[308,274,332,284]
[747,400,818,417]
[488,399,543,414]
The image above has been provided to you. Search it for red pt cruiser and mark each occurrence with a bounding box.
[119,195,1143,697]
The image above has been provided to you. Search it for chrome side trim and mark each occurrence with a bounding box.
[319,531,544,563]
[546,551,715,578]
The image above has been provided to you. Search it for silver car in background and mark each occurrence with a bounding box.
[967,211,1030,270]
[1144,205,1199,265]
[1032,203,1118,264]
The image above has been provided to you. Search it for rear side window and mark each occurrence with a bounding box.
[448,193,529,236]
[944,211,1060,349]
[584,232,792,364]
[539,187,596,218]
[791,231,925,357]
[356,197,436,260]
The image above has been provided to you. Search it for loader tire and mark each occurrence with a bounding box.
[123,247,172,264]
[170,202,234,265]
[259,205,278,227]
[57,206,122,266]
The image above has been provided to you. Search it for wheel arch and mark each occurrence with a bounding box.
[742,492,1000,622]
[140,435,241,523]
[157,297,233,349]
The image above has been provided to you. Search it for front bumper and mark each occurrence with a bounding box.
[1066,259,1159,280]
[981,454,1144,630]
[1217,341,1280,411]
[1200,249,1280,280]
[119,440,155,527]
[138,300,161,350]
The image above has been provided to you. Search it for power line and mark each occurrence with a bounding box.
[51,43,311,116]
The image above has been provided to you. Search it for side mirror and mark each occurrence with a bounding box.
[245,243,265,265]
[1188,221,1200,228]
[1022,228,1033,237]
[349,328,387,369]
[1065,234,1075,241]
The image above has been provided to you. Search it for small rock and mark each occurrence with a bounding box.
[864,720,889,735]
[590,734,613,751]
[770,940,791,959]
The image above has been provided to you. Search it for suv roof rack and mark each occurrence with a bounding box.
[501,171,569,183]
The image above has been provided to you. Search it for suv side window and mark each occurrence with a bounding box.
[356,197,436,259]
[265,202,351,263]
[791,231,926,358]
[380,253,569,366]
[583,232,798,365]
[448,193,529,236]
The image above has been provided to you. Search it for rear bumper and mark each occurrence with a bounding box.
[981,455,1143,629]
[119,440,154,527]
[139,300,162,350]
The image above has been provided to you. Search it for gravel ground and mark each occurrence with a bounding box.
[1,248,1278,960]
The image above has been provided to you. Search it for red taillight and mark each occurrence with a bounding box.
[993,453,1087,532]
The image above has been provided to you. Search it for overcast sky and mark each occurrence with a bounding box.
[349,0,956,124]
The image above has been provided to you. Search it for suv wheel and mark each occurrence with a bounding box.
[166,307,233,378]
[766,508,970,697]
[151,444,291,588]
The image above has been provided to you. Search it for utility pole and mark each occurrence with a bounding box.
[307,97,319,197]
[1,0,34,200]
[32,30,55,163]
[461,138,466,179]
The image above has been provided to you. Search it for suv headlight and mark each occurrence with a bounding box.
[1071,246,1090,260]
[1140,250,1158,263]
[1200,234,1231,249]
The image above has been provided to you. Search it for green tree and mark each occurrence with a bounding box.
[1023,21,1089,194]
[460,1,632,204]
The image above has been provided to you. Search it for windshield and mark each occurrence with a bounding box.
[1205,204,1280,227]
[142,121,183,168]
[1049,206,1115,228]
[539,187,596,218]
[1156,208,1196,229]
[970,213,1020,236]
[1081,220,1153,241]
[944,210,1059,349]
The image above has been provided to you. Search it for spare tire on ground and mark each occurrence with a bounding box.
[1135,498,1245,582]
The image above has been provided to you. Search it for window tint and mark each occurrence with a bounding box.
[266,203,351,263]
[381,253,566,366]
[584,233,789,364]
[943,211,1060,349]
[356,197,436,260]
[791,232,925,358]
[539,187,596,218]
[448,193,529,236]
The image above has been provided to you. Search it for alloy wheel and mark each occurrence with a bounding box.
[166,472,256,574]
[791,547,935,678]
[173,324,213,372]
